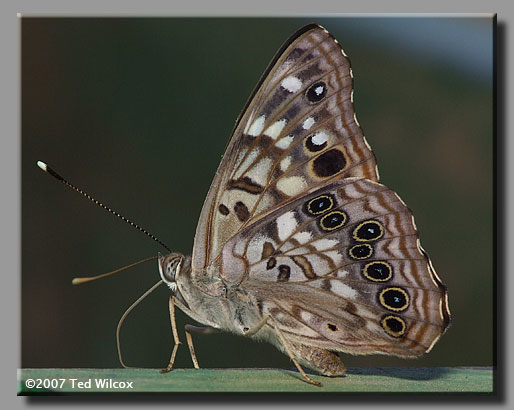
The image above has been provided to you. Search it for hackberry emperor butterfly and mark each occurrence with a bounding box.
[156,24,450,385]
[40,23,450,386]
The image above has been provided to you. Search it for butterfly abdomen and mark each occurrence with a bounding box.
[287,342,346,377]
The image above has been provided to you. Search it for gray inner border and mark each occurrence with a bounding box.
[3,0,512,408]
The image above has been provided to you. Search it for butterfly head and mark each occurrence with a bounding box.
[158,252,188,292]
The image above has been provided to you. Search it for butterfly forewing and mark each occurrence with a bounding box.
[219,178,450,357]
[193,25,378,272]
[186,24,449,371]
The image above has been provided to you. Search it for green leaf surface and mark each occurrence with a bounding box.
[18,367,493,394]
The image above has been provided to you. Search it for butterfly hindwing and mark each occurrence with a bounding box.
[193,25,378,272]
[219,178,450,357]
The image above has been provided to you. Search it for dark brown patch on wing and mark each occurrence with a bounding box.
[227,176,264,194]
[234,201,250,222]
[320,278,332,291]
[262,241,276,258]
[292,255,317,279]
[312,148,347,177]
[286,47,305,62]
[266,257,277,270]
[218,204,229,215]
[277,265,291,282]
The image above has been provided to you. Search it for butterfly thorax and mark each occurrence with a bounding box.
[159,252,267,337]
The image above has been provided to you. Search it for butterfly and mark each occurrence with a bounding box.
[40,23,451,387]
[153,24,451,386]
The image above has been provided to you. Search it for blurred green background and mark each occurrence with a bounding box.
[22,17,493,370]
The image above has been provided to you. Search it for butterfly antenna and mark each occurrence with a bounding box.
[72,255,157,285]
[116,280,164,368]
[37,161,172,253]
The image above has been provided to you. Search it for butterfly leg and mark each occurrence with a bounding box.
[268,316,322,387]
[184,325,220,369]
[242,315,269,337]
[160,296,181,373]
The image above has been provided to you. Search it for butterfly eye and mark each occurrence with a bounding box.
[159,256,180,284]
[166,258,182,279]
[305,81,327,103]
[166,263,175,275]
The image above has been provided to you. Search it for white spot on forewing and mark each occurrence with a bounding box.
[292,231,312,244]
[336,269,348,278]
[286,246,310,255]
[281,76,302,93]
[264,119,287,140]
[311,238,339,251]
[276,176,307,196]
[280,242,295,252]
[275,135,294,149]
[234,149,246,168]
[247,156,273,186]
[314,85,324,96]
[248,115,266,137]
[280,156,291,171]
[325,250,343,266]
[254,192,274,215]
[330,280,357,299]
[276,211,297,241]
[311,131,329,146]
[234,148,260,178]
[303,117,315,130]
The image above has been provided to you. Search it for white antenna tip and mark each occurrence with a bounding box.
[37,161,48,171]
[71,278,88,285]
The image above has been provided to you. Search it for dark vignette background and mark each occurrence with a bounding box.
[22,17,493,370]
